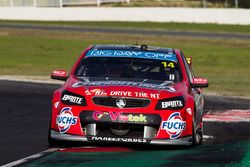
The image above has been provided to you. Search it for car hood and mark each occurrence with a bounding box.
[64,77,185,100]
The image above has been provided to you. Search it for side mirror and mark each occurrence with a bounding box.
[191,78,208,88]
[51,70,68,81]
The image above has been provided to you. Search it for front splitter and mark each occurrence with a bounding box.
[51,130,193,146]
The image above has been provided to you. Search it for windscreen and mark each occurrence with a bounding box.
[74,57,182,82]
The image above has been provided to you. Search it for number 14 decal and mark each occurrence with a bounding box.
[162,62,175,68]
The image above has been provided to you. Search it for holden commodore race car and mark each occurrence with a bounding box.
[49,44,208,146]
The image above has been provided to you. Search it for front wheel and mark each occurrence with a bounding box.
[192,117,203,146]
[48,122,61,147]
[48,121,69,147]
[48,128,58,147]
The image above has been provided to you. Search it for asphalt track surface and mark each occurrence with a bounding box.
[1,80,250,166]
[1,23,250,40]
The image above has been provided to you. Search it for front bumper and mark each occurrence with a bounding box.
[51,130,193,146]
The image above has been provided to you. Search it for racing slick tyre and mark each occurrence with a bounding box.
[192,115,203,146]
[48,128,57,147]
[48,121,70,147]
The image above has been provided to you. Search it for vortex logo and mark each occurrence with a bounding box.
[56,107,77,134]
[161,112,186,139]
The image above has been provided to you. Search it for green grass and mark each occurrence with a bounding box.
[0,25,250,96]
[1,20,250,34]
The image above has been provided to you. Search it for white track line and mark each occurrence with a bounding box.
[0,76,63,85]
[1,148,58,167]
[203,135,214,139]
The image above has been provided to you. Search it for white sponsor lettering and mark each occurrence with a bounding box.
[88,50,173,60]
[161,100,183,108]
[62,94,83,104]
[161,112,186,139]
[150,93,160,99]
[72,81,176,92]
[91,136,147,143]
[110,91,132,96]
[85,89,161,99]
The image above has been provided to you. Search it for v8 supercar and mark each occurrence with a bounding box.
[49,44,208,146]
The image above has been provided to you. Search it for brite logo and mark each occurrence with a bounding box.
[161,112,186,139]
[56,107,77,134]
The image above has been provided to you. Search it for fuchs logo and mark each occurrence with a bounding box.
[56,107,77,134]
[116,98,126,108]
[161,112,186,139]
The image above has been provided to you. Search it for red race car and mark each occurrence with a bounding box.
[49,44,208,146]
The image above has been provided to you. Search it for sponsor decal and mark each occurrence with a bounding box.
[80,111,161,126]
[72,81,175,92]
[56,107,78,134]
[52,70,66,77]
[85,89,107,96]
[186,108,192,115]
[169,74,175,81]
[192,78,208,87]
[193,78,208,83]
[161,100,183,109]
[161,61,175,68]
[155,96,185,110]
[86,49,177,62]
[62,94,83,105]
[86,89,160,99]
[111,91,132,97]
[61,91,86,106]
[93,111,147,124]
[54,101,59,109]
[90,136,147,143]
[110,91,160,99]
[93,112,109,120]
[161,112,186,139]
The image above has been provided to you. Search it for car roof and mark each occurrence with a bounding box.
[91,44,175,54]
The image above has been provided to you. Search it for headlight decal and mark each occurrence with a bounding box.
[155,96,185,110]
